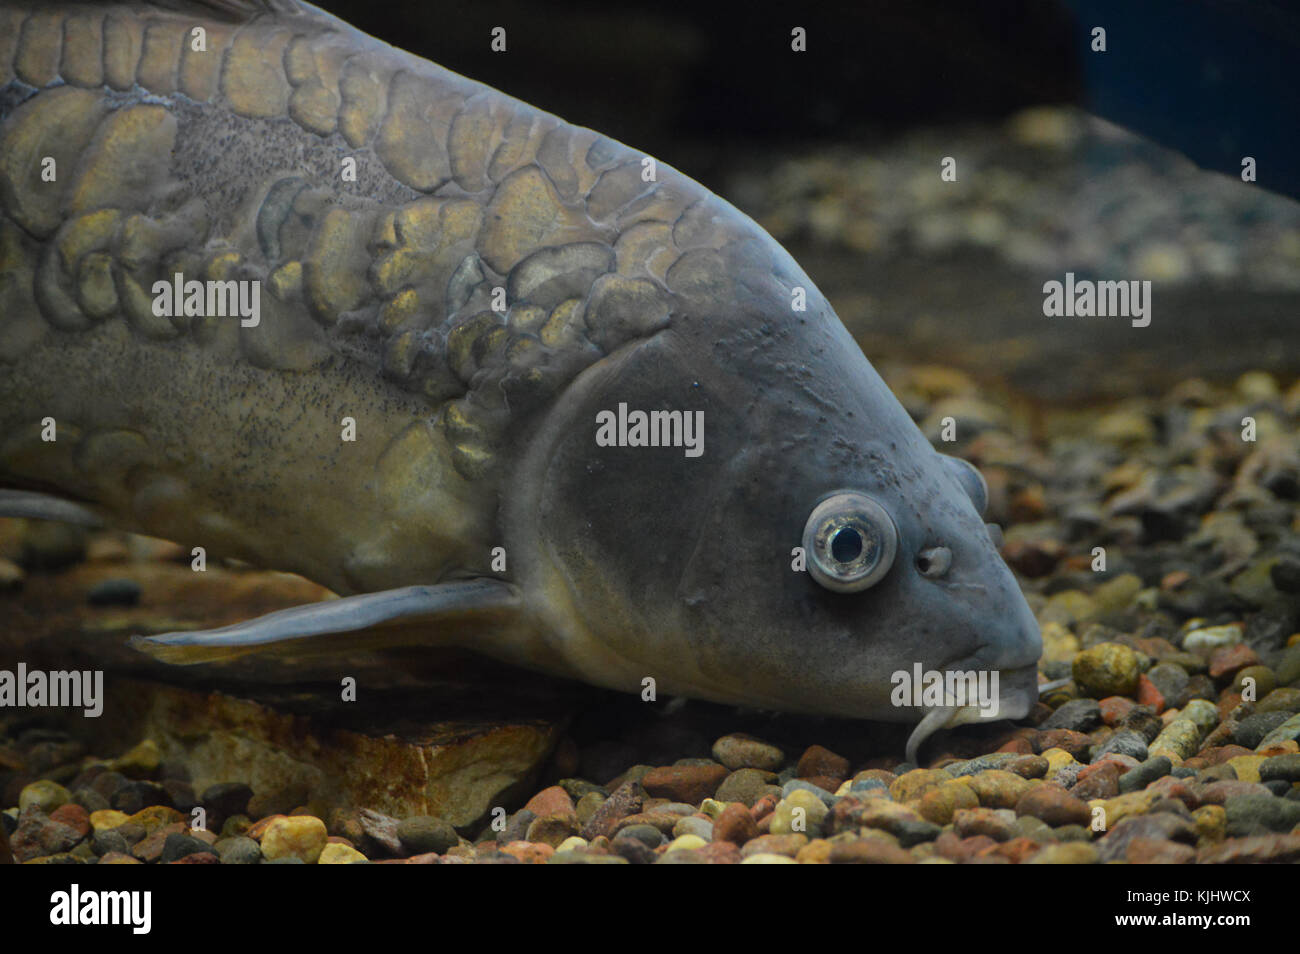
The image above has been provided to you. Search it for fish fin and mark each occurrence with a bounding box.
[129,579,522,665]
[0,490,105,528]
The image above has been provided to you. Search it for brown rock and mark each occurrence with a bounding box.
[604,765,654,792]
[801,775,843,794]
[1024,842,1099,864]
[1035,729,1093,760]
[828,838,914,864]
[1196,834,1300,864]
[696,840,741,864]
[113,823,147,846]
[1027,701,1054,725]
[829,795,926,839]
[713,803,758,845]
[1003,754,1050,779]
[97,851,142,864]
[1097,813,1197,862]
[131,822,187,862]
[245,814,288,841]
[795,839,834,864]
[10,677,561,829]
[581,781,643,840]
[1217,695,1245,722]
[1069,761,1122,800]
[711,733,785,772]
[953,807,1016,841]
[1203,744,1255,765]
[612,811,678,835]
[1095,753,1140,774]
[373,851,442,864]
[965,770,1032,809]
[329,809,366,845]
[641,764,727,806]
[995,736,1035,755]
[523,785,574,819]
[749,792,780,821]
[888,768,953,803]
[1136,675,1165,713]
[917,780,980,825]
[796,745,850,783]
[500,840,553,863]
[739,833,807,858]
[48,804,90,840]
[356,808,402,855]
[1145,775,1200,810]
[1015,783,1092,826]
[1197,780,1272,804]
[127,805,185,833]
[1008,485,1047,522]
[1003,538,1063,577]
[933,830,999,863]
[978,836,1042,864]
[852,769,898,787]
[10,807,83,862]
[247,782,309,820]
[1099,696,1139,726]
[1208,645,1262,680]
[525,815,577,847]
[1125,838,1196,863]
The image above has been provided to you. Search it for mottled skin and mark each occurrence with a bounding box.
[0,1,1042,749]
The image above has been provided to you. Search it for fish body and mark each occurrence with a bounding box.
[0,0,1041,757]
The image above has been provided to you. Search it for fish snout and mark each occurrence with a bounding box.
[992,663,1041,722]
[1001,591,1045,675]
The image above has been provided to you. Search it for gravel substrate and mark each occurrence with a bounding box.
[730,106,1300,292]
[3,365,1300,864]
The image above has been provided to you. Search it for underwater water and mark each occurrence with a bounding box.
[1,1,1298,901]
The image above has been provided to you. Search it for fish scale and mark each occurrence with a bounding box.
[0,0,1043,761]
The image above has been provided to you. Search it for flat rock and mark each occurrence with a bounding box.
[18,678,560,828]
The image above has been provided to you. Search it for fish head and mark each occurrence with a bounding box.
[504,209,1041,751]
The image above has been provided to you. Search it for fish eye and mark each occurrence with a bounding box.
[803,491,899,593]
[831,526,863,562]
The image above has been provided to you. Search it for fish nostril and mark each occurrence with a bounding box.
[917,546,952,578]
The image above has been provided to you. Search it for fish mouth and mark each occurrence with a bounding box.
[903,663,1039,765]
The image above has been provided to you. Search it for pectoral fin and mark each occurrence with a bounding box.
[0,489,104,527]
[129,578,523,664]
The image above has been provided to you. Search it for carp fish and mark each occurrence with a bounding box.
[0,0,1043,760]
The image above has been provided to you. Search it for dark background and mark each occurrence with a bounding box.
[311,0,1300,202]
